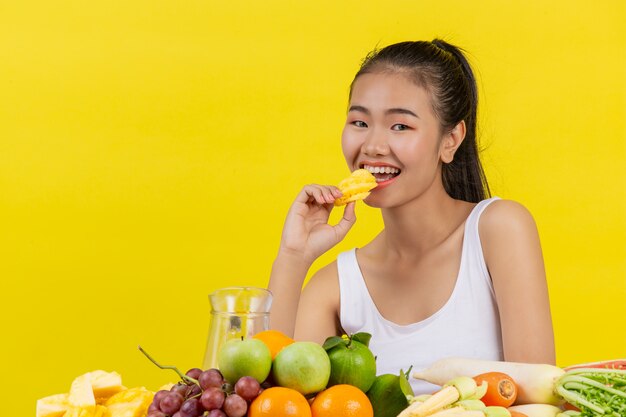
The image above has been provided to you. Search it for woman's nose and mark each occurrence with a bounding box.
[362,130,389,156]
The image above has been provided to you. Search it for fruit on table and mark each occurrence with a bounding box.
[37,393,70,417]
[217,338,272,384]
[248,386,312,417]
[105,387,153,417]
[272,341,331,395]
[323,332,377,392]
[36,370,152,417]
[252,329,295,360]
[366,370,412,417]
[311,384,374,417]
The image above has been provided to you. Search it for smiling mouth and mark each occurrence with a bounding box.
[361,164,401,183]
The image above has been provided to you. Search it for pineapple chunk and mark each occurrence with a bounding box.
[62,405,109,417]
[36,393,69,417]
[87,370,125,404]
[63,407,91,417]
[105,387,154,417]
[69,374,96,412]
[93,405,111,417]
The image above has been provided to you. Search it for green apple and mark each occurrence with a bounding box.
[217,338,272,383]
[272,341,331,395]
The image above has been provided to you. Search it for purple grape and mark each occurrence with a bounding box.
[147,412,167,417]
[223,394,247,417]
[185,367,203,380]
[179,398,203,417]
[160,392,184,414]
[234,376,261,402]
[200,387,225,410]
[171,413,182,417]
[207,410,227,417]
[153,390,170,405]
[171,383,189,396]
[186,383,202,398]
[199,369,225,390]
[147,402,160,414]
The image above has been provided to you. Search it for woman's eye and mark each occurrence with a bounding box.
[392,124,410,131]
[351,120,368,128]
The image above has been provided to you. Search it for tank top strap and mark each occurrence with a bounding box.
[461,196,501,289]
[337,249,370,333]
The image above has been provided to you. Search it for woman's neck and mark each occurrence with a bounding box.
[379,187,472,258]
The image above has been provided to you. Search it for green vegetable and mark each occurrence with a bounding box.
[555,367,626,416]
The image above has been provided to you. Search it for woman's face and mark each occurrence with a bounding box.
[341,71,446,208]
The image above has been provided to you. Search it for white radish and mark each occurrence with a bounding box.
[508,404,562,417]
[412,357,565,405]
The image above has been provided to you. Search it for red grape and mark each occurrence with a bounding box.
[234,376,261,402]
[186,383,202,398]
[199,369,225,390]
[153,390,169,405]
[171,383,188,396]
[179,398,203,417]
[223,394,247,417]
[147,412,167,417]
[200,387,225,410]
[185,368,203,380]
[160,392,184,414]
[207,410,227,417]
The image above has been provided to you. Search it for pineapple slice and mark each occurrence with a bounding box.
[105,387,154,417]
[36,393,69,417]
[87,370,125,404]
[68,374,96,412]
[63,405,109,417]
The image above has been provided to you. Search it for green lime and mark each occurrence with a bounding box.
[366,372,411,417]
[325,338,376,392]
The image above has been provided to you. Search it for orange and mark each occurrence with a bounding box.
[252,330,295,359]
[311,384,373,417]
[248,387,311,417]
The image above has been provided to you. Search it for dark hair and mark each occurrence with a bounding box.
[350,39,490,203]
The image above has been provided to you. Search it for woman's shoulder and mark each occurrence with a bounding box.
[479,198,540,249]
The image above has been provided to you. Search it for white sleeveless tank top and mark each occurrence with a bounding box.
[337,197,503,395]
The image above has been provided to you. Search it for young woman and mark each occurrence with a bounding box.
[268,40,555,394]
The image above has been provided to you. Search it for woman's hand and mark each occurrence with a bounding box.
[279,184,356,265]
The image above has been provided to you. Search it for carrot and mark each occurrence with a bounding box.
[412,357,564,405]
[473,372,518,407]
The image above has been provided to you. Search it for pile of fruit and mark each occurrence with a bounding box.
[37,331,626,417]
[36,370,154,417]
[139,330,382,417]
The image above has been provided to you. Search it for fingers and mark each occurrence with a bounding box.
[333,202,357,240]
[295,184,342,206]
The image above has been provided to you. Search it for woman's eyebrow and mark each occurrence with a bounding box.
[348,105,419,119]
[386,108,419,118]
[348,105,369,114]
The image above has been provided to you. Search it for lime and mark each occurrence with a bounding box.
[324,333,376,393]
[366,372,411,417]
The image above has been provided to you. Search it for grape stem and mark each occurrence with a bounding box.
[138,345,200,386]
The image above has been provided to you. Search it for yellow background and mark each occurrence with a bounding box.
[1,1,624,414]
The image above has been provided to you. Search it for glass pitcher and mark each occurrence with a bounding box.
[202,286,273,370]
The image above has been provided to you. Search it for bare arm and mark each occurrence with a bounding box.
[268,185,356,337]
[480,200,556,364]
[294,262,342,344]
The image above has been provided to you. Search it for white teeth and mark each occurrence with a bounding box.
[363,164,400,175]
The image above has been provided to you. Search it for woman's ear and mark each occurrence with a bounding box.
[440,120,466,163]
